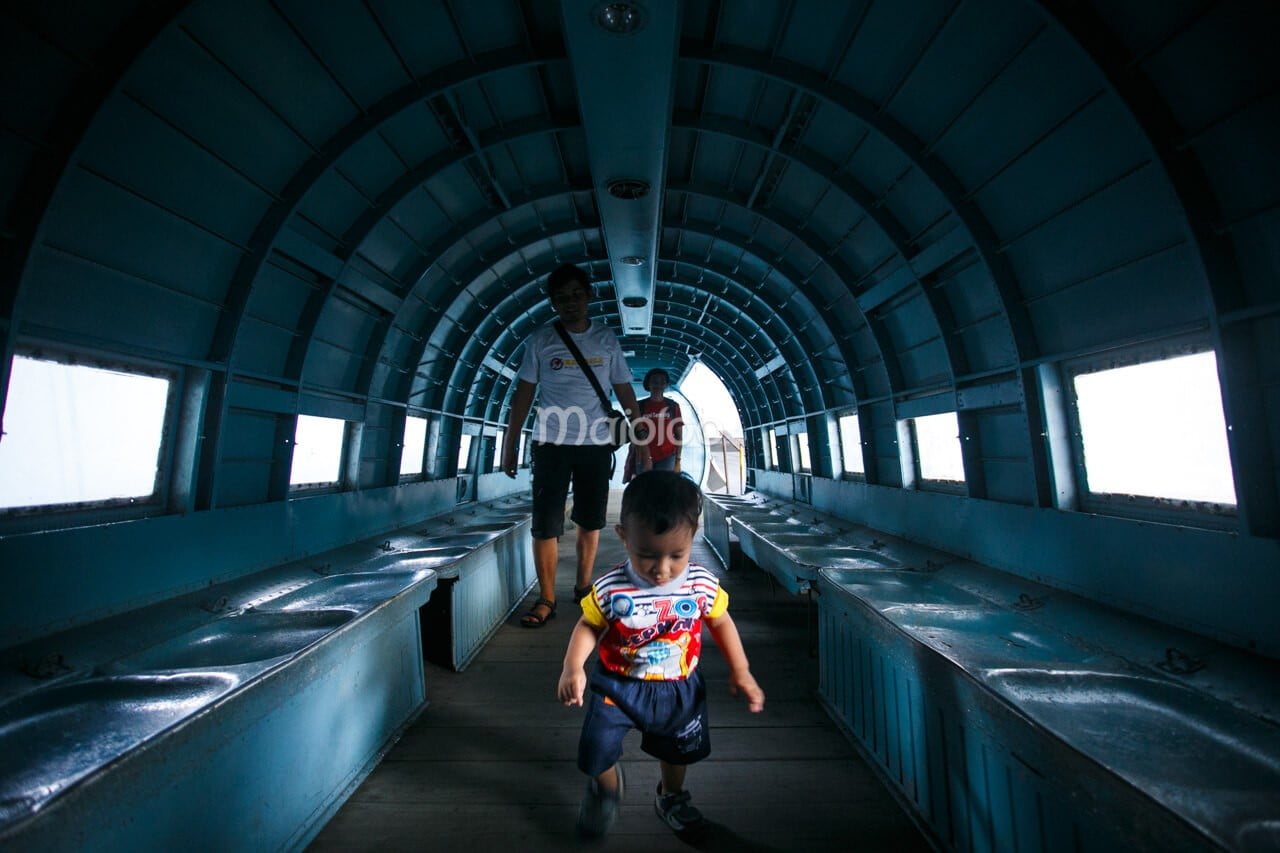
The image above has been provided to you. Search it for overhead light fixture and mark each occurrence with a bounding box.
[619,256,644,266]
[594,2,645,34]
[607,178,649,200]
[622,296,648,308]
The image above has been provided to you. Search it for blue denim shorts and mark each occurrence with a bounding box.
[577,668,711,777]
[649,453,677,471]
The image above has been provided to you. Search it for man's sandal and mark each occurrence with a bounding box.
[520,597,556,628]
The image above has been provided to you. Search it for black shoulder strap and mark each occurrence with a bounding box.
[553,321,613,415]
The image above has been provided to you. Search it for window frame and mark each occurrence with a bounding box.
[0,347,180,526]
[837,411,865,480]
[909,411,967,495]
[398,413,429,480]
[1063,340,1237,527]
[288,414,350,493]
[792,431,812,474]
[456,432,474,475]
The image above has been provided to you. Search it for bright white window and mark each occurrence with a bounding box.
[457,433,473,473]
[1074,351,1236,504]
[493,429,504,469]
[913,412,965,482]
[766,428,777,469]
[290,415,345,486]
[838,413,864,475]
[795,432,811,471]
[400,415,427,476]
[517,432,528,466]
[681,361,743,439]
[0,355,169,509]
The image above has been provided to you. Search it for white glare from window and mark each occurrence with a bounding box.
[914,412,965,482]
[0,356,168,509]
[493,429,504,469]
[400,416,427,476]
[1074,351,1236,504]
[838,414,864,475]
[290,415,345,486]
[679,361,743,439]
[766,428,777,469]
[796,432,811,471]
[457,433,472,473]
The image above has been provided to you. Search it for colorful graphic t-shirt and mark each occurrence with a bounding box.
[582,560,729,680]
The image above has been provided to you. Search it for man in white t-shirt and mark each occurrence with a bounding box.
[502,263,645,628]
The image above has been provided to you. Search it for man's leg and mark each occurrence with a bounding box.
[568,445,612,591]
[534,536,560,604]
[526,442,571,624]
[576,526,599,589]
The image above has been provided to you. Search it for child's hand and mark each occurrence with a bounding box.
[557,667,587,707]
[728,670,765,713]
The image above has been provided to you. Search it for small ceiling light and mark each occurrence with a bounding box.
[619,256,644,266]
[595,2,645,34]
[622,296,648,308]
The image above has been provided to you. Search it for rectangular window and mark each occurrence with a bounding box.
[400,415,428,476]
[457,433,473,473]
[837,413,864,475]
[0,355,170,510]
[795,432,811,472]
[517,432,528,467]
[1072,350,1235,506]
[912,412,965,483]
[765,428,777,469]
[290,415,346,487]
[493,429,504,470]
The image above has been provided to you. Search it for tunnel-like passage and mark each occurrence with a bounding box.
[1,2,1277,850]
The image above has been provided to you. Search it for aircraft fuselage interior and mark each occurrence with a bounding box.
[1,1,1277,851]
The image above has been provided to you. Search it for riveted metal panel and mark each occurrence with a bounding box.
[126,26,311,194]
[38,172,246,312]
[930,32,1099,190]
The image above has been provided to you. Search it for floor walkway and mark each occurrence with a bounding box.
[308,490,933,851]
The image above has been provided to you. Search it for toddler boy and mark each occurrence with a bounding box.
[556,470,765,837]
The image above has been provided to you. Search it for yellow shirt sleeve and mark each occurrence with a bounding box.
[707,586,729,619]
[581,588,608,628]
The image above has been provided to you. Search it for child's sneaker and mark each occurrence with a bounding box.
[577,763,625,837]
[654,783,706,832]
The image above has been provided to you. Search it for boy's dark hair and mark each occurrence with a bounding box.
[546,263,590,298]
[620,470,702,534]
[642,368,669,391]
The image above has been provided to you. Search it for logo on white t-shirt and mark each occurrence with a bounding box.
[550,357,564,370]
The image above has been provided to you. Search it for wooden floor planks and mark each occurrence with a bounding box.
[307,491,933,852]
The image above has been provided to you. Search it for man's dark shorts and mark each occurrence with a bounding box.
[530,441,614,539]
[577,668,711,777]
